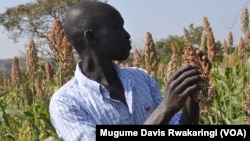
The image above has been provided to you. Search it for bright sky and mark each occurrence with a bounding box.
[0,0,250,59]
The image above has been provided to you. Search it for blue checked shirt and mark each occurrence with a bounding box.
[49,62,181,141]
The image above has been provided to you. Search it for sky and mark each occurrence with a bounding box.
[0,0,250,59]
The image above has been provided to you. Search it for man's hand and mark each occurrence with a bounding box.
[144,64,200,125]
[163,64,200,115]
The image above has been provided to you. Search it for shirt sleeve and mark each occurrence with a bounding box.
[49,94,96,141]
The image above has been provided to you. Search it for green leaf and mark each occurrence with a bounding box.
[23,111,34,118]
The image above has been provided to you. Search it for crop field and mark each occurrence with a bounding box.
[0,6,250,141]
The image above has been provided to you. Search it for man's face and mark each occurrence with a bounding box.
[93,11,132,61]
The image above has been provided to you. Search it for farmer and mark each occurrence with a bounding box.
[49,1,201,141]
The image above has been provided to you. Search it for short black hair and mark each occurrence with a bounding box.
[63,1,120,54]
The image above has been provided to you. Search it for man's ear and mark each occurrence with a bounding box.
[84,30,95,43]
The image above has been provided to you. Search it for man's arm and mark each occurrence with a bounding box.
[144,102,176,125]
[179,96,200,124]
[144,64,200,124]
[49,95,96,141]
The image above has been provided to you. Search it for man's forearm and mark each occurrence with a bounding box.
[179,96,200,124]
[144,103,175,125]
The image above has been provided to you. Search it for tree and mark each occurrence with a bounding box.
[154,24,203,64]
[0,0,98,44]
[188,23,203,47]
[155,35,184,64]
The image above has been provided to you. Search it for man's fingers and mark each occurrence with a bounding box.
[175,75,200,94]
[168,64,195,82]
[179,83,199,99]
[168,67,200,89]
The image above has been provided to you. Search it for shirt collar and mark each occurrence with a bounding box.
[74,61,101,92]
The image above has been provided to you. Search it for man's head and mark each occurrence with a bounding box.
[63,1,131,61]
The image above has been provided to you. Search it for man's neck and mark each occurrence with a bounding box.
[80,52,117,87]
[79,50,127,106]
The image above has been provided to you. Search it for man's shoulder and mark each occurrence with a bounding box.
[118,66,153,83]
[120,66,149,75]
[50,78,78,101]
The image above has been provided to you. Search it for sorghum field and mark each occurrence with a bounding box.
[1,6,250,141]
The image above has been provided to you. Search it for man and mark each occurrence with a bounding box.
[49,1,201,141]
